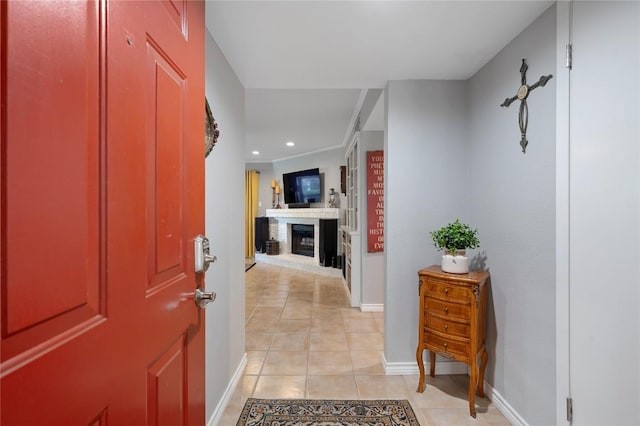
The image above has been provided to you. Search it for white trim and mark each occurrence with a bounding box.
[483,380,529,426]
[207,353,247,426]
[381,352,467,375]
[555,3,572,425]
[344,130,360,160]
[245,89,367,164]
[246,144,345,164]
[349,230,362,308]
[381,353,528,425]
[360,304,384,312]
[265,208,339,220]
[341,90,368,148]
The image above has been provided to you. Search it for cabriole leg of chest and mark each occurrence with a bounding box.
[478,348,488,398]
[468,357,478,418]
[429,350,436,377]
[416,345,426,393]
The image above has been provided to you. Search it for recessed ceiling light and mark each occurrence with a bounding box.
[286,141,295,147]
[251,151,260,155]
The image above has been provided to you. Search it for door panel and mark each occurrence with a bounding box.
[2,0,103,352]
[1,4,109,424]
[106,0,206,424]
[146,43,187,289]
[107,0,206,423]
[1,0,206,424]
[147,335,188,426]
[162,0,188,38]
[568,2,640,424]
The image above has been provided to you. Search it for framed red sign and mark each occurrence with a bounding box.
[366,150,384,253]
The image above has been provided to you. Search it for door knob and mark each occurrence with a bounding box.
[194,287,216,309]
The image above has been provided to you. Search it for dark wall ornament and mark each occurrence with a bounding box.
[205,98,220,158]
[500,59,553,153]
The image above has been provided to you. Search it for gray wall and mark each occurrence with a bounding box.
[271,148,346,213]
[565,2,639,424]
[467,6,557,425]
[384,80,468,362]
[245,162,274,217]
[204,31,246,421]
[359,131,385,307]
[383,8,558,424]
[206,3,640,424]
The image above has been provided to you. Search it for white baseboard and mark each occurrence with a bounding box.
[360,304,384,312]
[211,354,525,425]
[483,380,528,426]
[207,353,247,426]
[381,352,526,425]
[382,352,468,375]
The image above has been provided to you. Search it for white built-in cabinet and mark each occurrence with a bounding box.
[342,132,361,307]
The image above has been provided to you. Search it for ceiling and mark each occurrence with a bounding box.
[245,89,362,162]
[205,1,553,162]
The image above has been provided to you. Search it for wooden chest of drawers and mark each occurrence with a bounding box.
[416,265,489,418]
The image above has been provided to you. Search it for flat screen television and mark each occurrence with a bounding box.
[282,168,321,204]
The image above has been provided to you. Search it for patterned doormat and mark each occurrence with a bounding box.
[236,398,420,425]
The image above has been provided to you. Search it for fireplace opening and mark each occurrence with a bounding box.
[291,224,314,257]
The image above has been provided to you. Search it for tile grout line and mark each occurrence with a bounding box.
[236,263,506,424]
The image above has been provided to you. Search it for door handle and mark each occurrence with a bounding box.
[194,287,216,309]
[194,235,217,272]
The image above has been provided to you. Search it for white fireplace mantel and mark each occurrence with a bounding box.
[263,208,340,270]
[266,208,339,220]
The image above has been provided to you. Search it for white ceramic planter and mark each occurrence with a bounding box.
[441,251,469,274]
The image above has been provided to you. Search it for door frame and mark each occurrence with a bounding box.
[554,2,571,425]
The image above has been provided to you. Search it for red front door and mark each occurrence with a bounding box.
[1,1,206,424]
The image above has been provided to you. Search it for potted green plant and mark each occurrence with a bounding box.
[430,219,480,274]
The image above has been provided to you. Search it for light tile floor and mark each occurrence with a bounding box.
[219,262,510,425]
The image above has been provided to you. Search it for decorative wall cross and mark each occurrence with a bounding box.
[500,59,553,153]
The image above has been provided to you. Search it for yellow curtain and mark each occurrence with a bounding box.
[245,170,260,258]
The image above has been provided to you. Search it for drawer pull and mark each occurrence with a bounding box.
[444,325,448,330]
[445,288,449,294]
[443,343,448,348]
[444,307,449,313]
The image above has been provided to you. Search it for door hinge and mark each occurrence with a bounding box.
[566,397,573,423]
[566,44,573,69]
